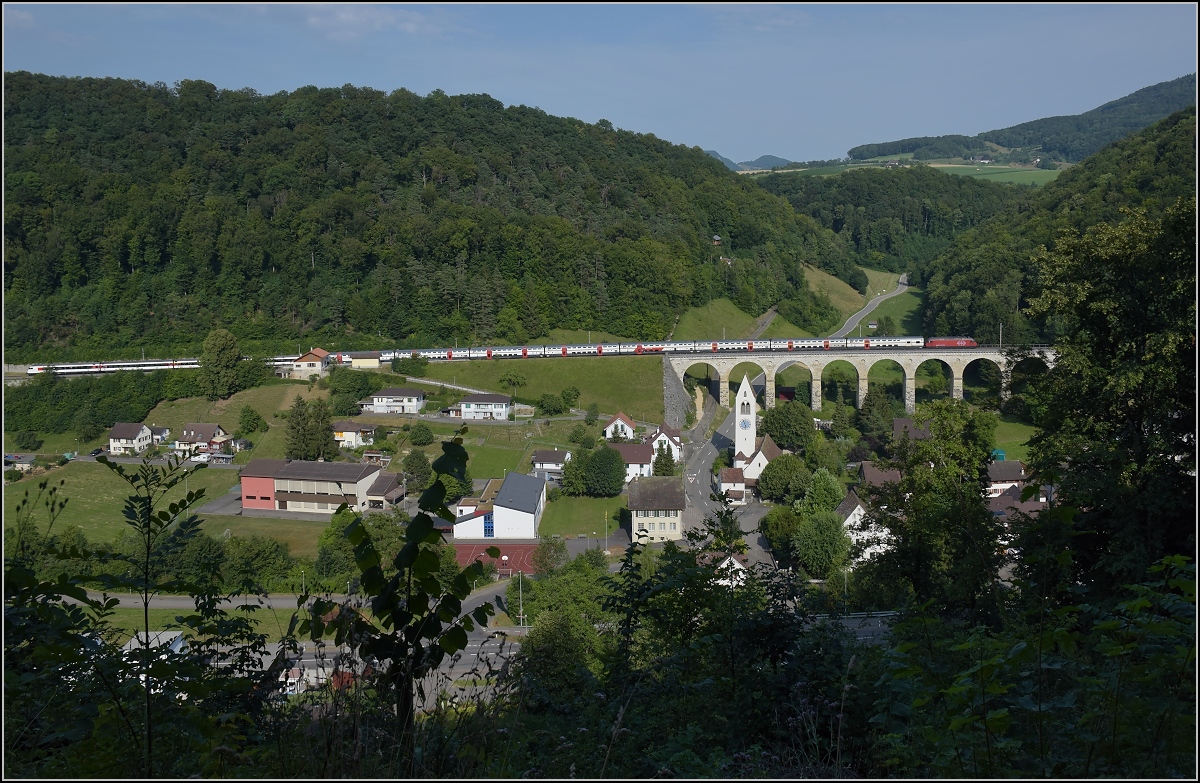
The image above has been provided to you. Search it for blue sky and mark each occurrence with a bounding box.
[4,3,1196,161]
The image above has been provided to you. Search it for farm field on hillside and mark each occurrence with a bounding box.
[801,265,865,329]
[673,298,760,340]
[421,356,664,422]
[198,515,330,560]
[759,314,814,339]
[927,164,1060,185]
[235,386,331,463]
[5,461,239,543]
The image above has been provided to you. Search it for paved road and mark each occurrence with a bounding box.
[682,406,775,567]
[832,273,909,338]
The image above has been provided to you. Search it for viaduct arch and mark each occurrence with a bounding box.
[666,347,1056,414]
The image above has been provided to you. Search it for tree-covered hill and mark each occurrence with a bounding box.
[919,106,1196,343]
[3,73,863,362]
[848,73,1196,163]
[756,165,1029,275]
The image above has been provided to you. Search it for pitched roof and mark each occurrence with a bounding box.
[373,387,424,398]
[109,422,148,440]
[461,393,512,404]
[719,467,745,484]
[627,476,686,510]
[892,418,931,442]
[346,350,381,359]
[331,421,375,432]
[756,434,783,461]
[366,473,404,501]
[309,347,330,359]
[493,472,545,514]
[860,461,901,488]
[149,426,170,437]
[989,484,1046,518]
[652,424,682,441]
[179,423,223,443]
[603,412,636,431]
[609,442,653,465]
[834,489,864,521]
[532,449,571,464]
[987,460,1027,483]
[239,458,380,483]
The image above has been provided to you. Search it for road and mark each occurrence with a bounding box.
[832,272,909,338]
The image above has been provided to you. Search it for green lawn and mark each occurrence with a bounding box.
[673,298,760,340]
[540,495,623,540]
[4,429,108,459]
[464,445,526,480]
[866,287,926,336]
[196,515,330,559]
[421,356,664,423]
[994,415,1037,462]
[4,461,239,543]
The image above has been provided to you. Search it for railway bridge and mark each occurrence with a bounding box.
[666,346,1056,414]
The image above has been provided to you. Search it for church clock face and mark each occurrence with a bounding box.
[739,418,751,430]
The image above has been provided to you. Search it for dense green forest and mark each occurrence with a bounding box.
[919,106,1196,344]
[756,165,1027,276]
[4,72,865,362]
[848,73,1195,163]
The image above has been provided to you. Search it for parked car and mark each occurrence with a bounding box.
[90,448,103,457]
[189,453,210,463]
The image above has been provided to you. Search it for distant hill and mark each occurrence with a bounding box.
[738,155,793,170]
[704,151,796,171]
[848,73,1196,163]
[704,150,741,171]
[919,106,1195,343]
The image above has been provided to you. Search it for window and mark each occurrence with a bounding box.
[670,522,677,531]
[637,522,645,531]
[245,495,256,500]
[741,401,751,415]
[659,522,666,531]
[484,519,494,538]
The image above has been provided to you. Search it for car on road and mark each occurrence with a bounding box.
[89,448,104,457]
[189,453,210,463]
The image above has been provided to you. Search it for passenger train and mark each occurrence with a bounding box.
[26,336,979,376]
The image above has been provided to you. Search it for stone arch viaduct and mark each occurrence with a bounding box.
[667,347,1057,414]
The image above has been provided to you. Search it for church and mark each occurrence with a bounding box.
[717,375,783,505]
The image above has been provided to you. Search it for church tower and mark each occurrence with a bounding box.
[733,374,756,467]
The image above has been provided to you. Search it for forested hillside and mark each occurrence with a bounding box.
[3,73,862,361]
[920,106,1196,343]
[848,73,1195,163]
[756,165,1027,275]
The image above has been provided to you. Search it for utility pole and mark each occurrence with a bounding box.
[518,572,525,627]
[999,321,1003,349]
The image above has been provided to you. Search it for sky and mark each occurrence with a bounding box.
[3,3,1196,162]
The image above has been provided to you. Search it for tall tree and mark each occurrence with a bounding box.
[401,448,432,492]
[1024,197,1196,595]
[585,445,626,497]
[198,329,241,401]
[652,442,676,476]
[284,395,310,460]
[307,398,338,461]
[761,399,817,453]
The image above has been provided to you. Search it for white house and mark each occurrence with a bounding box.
[603,412,636,441]
[718,467,747,506]
[531,449,571,474]
[609,443,653,482]
[331,421,376,449]
[108,423,152,455]
[359,387,426,415]
[365,472,405,511]
[148,426,171,445]
[986,460,1027,498]
[648,425,683,463]
[628,476,685,542]
[173,423,230,457]
[453,473,545,539]
[835,490,889,563]
[459,393,512,421]
[290,347,334,379]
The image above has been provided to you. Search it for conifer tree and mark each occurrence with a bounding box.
[285,395,309,460]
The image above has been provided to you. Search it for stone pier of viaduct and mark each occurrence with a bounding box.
[666,347,1056,414]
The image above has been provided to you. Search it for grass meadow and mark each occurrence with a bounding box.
[673,298,760,340]
[865,287,927,336]
[860,267,901,299]
[927,164,1061,185]
[5,460,240,543]
[802,265,865,329]
[539,495,624,540]
[420,355,664,422]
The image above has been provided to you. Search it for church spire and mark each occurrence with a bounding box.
[734,374,756,466]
